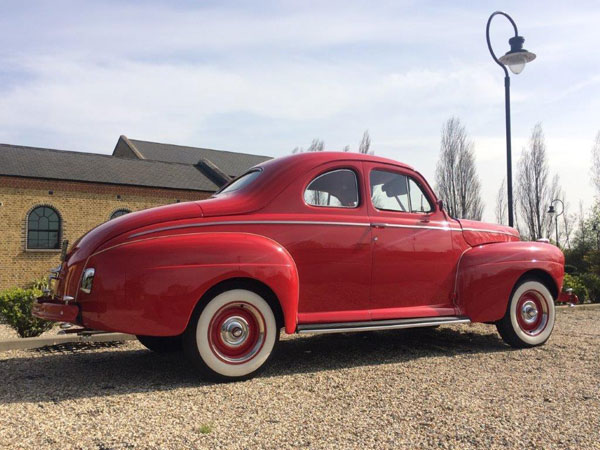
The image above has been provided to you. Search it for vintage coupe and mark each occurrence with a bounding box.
[34,152,564,380]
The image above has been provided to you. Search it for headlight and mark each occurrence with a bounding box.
[80,268,95,294]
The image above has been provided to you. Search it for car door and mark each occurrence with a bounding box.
[263,162,373,324]
[365,163,460,319]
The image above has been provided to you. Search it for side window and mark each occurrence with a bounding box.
[370,170,410,212]
[408,178,433,213]
[110,209,131,220]
[304,169,359,208]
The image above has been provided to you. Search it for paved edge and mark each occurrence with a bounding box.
[0,333,136,352]
[557,303,600,310]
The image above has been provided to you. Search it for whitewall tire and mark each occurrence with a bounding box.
[184,289,279,381]
[496,279,555,348]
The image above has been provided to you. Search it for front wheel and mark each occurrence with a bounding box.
[184,288,279,381]
[496,279,555,348]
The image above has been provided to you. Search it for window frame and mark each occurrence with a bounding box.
[25,205,62,252]
[369,168,435,215]
[303,168,361,209]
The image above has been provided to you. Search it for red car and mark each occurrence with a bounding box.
[34,152,564,381]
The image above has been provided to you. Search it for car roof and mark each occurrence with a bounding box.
[255,151,414,173]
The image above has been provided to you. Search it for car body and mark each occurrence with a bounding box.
[34,152,565,380]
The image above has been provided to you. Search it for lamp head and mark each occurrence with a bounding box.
[498,36,536,74]
[547,204,556,216]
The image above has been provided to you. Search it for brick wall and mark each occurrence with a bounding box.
[0,176,211,291]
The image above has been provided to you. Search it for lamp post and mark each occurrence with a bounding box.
[486,11,536,228]
[547,199,564,246]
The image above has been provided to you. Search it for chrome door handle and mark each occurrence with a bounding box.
[370,223,387,229]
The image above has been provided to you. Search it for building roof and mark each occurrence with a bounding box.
[124,138,272,177]
[0,143,220,192]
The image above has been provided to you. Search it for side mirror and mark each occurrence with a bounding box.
[437,199,444,211]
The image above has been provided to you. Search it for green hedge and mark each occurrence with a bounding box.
[0,280,54,338]
[563,272,600,304]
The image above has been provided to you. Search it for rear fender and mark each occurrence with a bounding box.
[456,242,564,323]
[82,232,299,335]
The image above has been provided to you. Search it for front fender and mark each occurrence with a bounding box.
[456,242,564,323]
[81,232,299,335]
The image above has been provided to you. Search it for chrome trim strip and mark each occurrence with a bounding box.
[130,220,370,238]
[297,316,470,335]
[130,219,516,239]
[460,227,516,237]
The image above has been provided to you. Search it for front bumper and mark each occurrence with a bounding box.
[33,296,80,323]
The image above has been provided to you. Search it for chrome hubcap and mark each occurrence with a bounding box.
[521,300,539,324]
[220,316,250,347]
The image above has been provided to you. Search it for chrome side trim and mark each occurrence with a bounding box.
[129,219,516,239]
[130,220,370,238]
[297,316,470,335]
[460,227,517,237]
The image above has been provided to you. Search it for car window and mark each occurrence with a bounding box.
[304,169,359,208]
[370,170,410,212]
[408,178,433,213]
[217,170,261,194]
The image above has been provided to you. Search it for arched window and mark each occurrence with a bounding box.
[110,209,131,220]
[27,206,61,250]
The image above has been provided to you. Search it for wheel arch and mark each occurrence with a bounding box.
[514,269,559,300]
[187,277,285,331]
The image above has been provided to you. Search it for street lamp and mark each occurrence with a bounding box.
[486,11,536,227]
[547,199,564,246]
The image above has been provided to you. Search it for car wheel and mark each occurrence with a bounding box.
[184,288,279,381]
[496,279,555,348]
[137,335,183,353]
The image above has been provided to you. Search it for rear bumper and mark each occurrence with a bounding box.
[33,297,80,323]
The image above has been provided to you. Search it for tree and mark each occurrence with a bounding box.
[292,138,325,153]
[358,130,371,154]
[495,178,507,225]
[515,123,561,241]
[434,117,484,220]
[591,131,600,195]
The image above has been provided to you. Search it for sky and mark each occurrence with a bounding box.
[1,0,599,222]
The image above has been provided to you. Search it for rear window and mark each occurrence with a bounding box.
[217,170,261,195]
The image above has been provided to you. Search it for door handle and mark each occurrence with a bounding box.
[370,223,387,229]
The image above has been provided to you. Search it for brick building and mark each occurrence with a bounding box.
[0,136,270,291]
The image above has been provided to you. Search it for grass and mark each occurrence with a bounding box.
[196,424,212,434]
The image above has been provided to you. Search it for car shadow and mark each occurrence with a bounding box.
[0,326,509,404]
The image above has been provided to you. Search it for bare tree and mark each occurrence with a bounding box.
[495,178,507,225]
[516,123,561,240]
[292,138,325,153]
[434,117,484,220]
[591,131,600,195]
[358,130,371,154]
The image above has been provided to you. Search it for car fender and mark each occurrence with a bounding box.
[455,241,564,323]
[82,232,299,335]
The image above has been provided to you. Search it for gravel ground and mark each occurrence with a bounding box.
[0,307,598,450]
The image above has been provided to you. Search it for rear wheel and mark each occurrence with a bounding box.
[137,335,183,353]
[184,288,279,381]
[496,279,555,348]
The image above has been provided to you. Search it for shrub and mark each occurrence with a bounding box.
[562,273,589,303]
[580,272,600,303]
[0,284,54,338]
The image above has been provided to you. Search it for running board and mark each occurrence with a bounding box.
[297,316,470,335]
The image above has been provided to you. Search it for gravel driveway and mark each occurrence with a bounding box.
[0,307,598,449]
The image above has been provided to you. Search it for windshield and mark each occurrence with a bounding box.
[216,170,262,195]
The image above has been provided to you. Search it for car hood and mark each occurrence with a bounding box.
[457,219,519,246]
